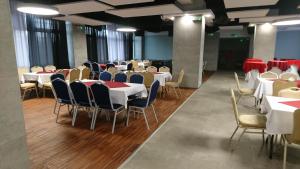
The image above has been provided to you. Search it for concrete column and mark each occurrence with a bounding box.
[253,23,277,62]
[203,32,220,71]
[0,0,29,168]
[73,25,88,67]
[172,16,206,88]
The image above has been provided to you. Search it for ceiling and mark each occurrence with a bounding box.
[18,0,300,33]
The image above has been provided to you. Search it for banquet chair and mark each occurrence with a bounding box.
[272,80,296,97]
[229,89,266,142]
[91,62,100,79]
[77,65,86,71]
[83,62,92,69]
[166,69,184,98]
[234,72,256,105]
[107,67,118,79]
[42,73,65,97]
[146,66,157,73]
[100,71,112,81]
[159,66,170,73]
[69,81,95,129]
[51,79,73,122]
[81,67,91,80]
[279,72,298,81]
[127,63,133,71]
[134,66,144,72]
[106,63,115,70]
[31,66,43,73]
[20,82,39,100]
[44,65,56,72]
[90,83,126,132]
[279,87,300,99]
[131,60,139,70]
[69,68,80,82]
[130,74,144,84]
[282,109,300,169]
[114,73,127,82]
[270,67,282,76]
[141,72,154,89]
[121,61,127,65]
[260,71,278,79]
[17,67,30,82]
[127,80,160,130]
[113,61,119,65]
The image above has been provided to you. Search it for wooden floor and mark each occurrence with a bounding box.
[22,72,213,169]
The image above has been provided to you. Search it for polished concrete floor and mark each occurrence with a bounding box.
[120,72,300,169]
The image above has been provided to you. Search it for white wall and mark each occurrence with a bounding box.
[203,32,220,71]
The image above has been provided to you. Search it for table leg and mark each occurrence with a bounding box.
[269,135,274,159]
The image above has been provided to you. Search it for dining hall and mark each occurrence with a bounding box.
[1,0,300,169]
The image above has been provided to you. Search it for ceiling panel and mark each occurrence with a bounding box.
[99,0,154,6]
[54,15,109,26]
[54,1,113,15]
[224,0,279,8]
[239,14,300,23]
[106,4,183,17]
[227,9,269,18]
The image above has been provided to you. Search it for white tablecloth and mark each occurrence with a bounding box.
[115,65,127,71]
[245,69,259,89]
[253,77,275,99]
[23,72,54,87]
[154,72,172,86]
[81,80,147,108]
[261,96,299,134]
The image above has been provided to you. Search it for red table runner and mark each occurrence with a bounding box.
[245,58,263,62]
[243,61,267,73]
[286,60,300,69]
[99,64,106,70]
[83,81,129,88]
[267,60,289,71]
[279,100,300,109]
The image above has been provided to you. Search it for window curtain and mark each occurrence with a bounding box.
[106,25,125,62]
[85,26,108,63]
[9,0,30,68]
[26,15,69,68]
[124,33,133,61]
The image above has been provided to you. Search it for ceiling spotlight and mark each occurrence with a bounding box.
[272,18,300,26]
[249,23,255,27]
[204,13,213,18]
[17,3,59,15]
[117,27,137,32]
[170,16,175,21]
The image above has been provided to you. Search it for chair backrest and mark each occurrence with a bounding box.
[44,65,56,72]
[31,66,43,73]
[269,67,282,76]
[81,67,91,80]
[292,109,300,144]
[230,89,240,126]
[121,61,127,65]
[77,65,86,71]
[147,80,160,106]
[159,66,170,72]
[273,80,297,96]
[279,72,298,81]
[278,87,300,99]
[141,72,154,88]
[51,79,72,104]
[90,83,114,110]
[177,69,184,84]
[114,73,127,82]
[260,71,278,79]
[83,62,91,68]
[50,73,65,81]
[113,61,119,65]
[234,72,241,90]
[134,66,144,72]
[70,81,93,107]
[99,71,112,81]
[107,67,118,77]
[131,61,139,70]
[18,67,29,82]
[130,73,144,84]
[127,63,133,71]
[91,62,100,73]
[69,68,80,82]
[106,63,115,70]
[146,66,157,73]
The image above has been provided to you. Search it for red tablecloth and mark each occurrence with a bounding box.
[83,81,129,88]
[245,58,263,62]
[243,61,267,73]
[279,100,300,109]
[99,64,106,70]
[286,60,300,69]
[267,60,288,71]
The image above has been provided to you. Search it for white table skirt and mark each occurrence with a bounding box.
[253,77,275,99]
[80,80,147,108]
[23,72,54,87]
[115,65,127,71]
[245,70,259,89]
[154,72,172,86]
[261,96,299,135]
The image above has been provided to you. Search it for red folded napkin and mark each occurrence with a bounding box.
[104,81,129,88]
[83,81,96,87]
[279,100,300,109]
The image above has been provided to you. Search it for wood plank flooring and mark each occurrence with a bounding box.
[22,72,213,169]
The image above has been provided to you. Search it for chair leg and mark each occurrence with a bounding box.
[151,104,158,123]
[43,87,46,97]
[238,128,247,142]
[142,109,150,130]
[237,94,242,104]
[91,107,98,130]
[126,107,131,126]
[56,103,62,123]
[112,111,117,134]
[178,86,182,96]
[22,89,27,100]
[173,87,179,99]
[262,129,265,145]
[230,126,239,141]
[53,101,57,114]
[35,86,39,98]
[72,106,78,126]
[283,140,288,169]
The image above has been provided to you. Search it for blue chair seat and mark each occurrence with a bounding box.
[128,98,148,108]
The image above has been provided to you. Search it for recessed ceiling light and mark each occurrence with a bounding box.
[17,3,59,15]
[204,13,213,18]
[116,27,137,32]
[272,18,300,26]
[249,23,256,27]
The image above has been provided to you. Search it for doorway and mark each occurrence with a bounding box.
[218,37,250,70]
